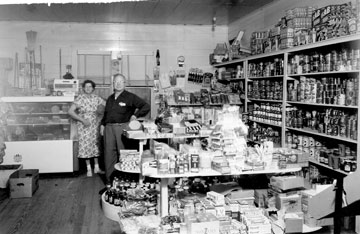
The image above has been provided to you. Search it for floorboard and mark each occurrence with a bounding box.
[0,173,120,234]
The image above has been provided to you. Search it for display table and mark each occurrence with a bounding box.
[146,167,302,217]
[125,131,304,217]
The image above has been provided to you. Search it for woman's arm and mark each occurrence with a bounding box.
[68,104,90,126]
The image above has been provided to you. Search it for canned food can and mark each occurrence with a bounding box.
[309,147,316,160]
[292,134,298,149]
[297,135,303,146]
[338,144,346,156]
[303,136,309,147]
[315,140,322,147]
[314,148,321,162]
[309,137,315,147]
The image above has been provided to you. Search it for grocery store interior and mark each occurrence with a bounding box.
[0,0,360,234]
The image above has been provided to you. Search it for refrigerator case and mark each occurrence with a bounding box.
[0,96,75,173]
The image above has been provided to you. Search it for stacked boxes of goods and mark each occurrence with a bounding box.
[313,3,357,42]
[272,147,309,169]
[280,27,295,50]
[119,150,141,172]
[263,26,281,53]
[281,7,315,49]
[250,31,268,55]
[269,175,305,233]
[300,185,334,227]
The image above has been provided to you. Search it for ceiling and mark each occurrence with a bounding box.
[0,0,275,26]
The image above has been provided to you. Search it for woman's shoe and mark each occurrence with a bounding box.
[94,167,105,174]
[87,170,93,177]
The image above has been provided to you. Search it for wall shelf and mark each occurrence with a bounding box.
[286,127,358,144]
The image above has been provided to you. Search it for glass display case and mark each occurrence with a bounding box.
[4,98,71,141]
[0,96,75,173]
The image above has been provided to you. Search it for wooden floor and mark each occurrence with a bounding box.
[0,172,357,234]
[0,173,120,234]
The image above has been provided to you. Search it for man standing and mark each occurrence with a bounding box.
[100,74,150,184]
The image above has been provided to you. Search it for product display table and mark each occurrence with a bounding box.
[146,167,302,217]
[125,131,304,217]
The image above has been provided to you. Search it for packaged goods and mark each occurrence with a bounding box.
[270,175,305,191]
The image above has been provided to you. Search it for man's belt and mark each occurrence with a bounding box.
[107,123,125,126]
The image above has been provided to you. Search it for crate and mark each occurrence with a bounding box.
[10,169,39,198]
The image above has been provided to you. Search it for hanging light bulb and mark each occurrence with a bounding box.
[212,17,216,31]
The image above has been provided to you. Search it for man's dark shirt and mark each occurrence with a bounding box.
[101,90,150,125]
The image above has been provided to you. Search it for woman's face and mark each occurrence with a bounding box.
[83,83,94,94]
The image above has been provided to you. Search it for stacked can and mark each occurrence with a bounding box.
[302,135,310,156]
[285,132,293,148]
[314,140,323,162]
[298,76,306,102]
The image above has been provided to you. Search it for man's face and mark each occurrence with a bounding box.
[113,76,126,92]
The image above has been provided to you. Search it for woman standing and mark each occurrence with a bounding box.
[68,80,105,177]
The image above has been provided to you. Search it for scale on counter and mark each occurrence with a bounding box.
[53,79,79,96]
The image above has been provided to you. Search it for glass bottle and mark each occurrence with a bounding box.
[104,183,112,202]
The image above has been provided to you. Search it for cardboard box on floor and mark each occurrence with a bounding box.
[9,169,39,198]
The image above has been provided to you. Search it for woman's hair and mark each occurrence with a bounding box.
[82,80,96,89]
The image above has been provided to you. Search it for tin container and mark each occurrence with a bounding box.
[314,148,321,162]
[292,134,298,149]
[302,136,309,148]
[315,140,322,147]
[286,132,293,148]
[297,135,303,146]
[338,144,346,156]
[309,147,316,160]
[309,137,315,147]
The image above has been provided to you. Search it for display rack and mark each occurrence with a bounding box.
[213,34,360,171]
[213,34,360,234]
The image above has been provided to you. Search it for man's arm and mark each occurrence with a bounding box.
[132,94,150,118]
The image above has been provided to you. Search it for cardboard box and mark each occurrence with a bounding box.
[270,176,304,191]
[10,169,39,198]
[304,214,333,227]
[300,185,334,221]
[276,194,302,213]
[284,213,303,233]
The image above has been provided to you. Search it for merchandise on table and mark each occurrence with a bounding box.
[103,177,159,217]
[119,150,141,172]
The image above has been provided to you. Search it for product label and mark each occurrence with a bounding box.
[190,154,199,172]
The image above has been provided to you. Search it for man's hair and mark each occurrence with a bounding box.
[113,73,126,82]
